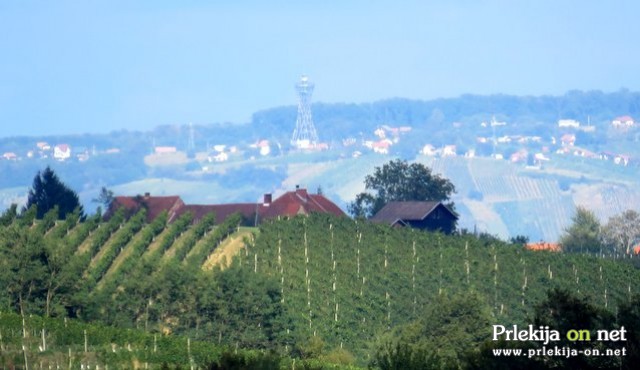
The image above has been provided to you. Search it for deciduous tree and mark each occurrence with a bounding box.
[559,206,603,253]
[348,159,456,218]
[601,209,640,255]
[92,186,115,212]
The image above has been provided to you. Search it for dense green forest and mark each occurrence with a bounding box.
[2,205,640,367]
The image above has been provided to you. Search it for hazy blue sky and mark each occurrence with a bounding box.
[1,0,639,137]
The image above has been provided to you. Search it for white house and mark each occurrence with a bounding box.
[534,153,550,161]
[54,144,71,160]
[154,146,177,155]
[212,152,228,162]
[2,152,17,160]
[560,134,576,146]
[491,116,507,127]
[558,119,580,128]
[612,116,635,127]
[421,144,437,156]
[36,142,51,151]
[372,139,392,154]
[442,145,457,157]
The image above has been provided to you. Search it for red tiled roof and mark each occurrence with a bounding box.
[614,115,634,122]
[179,203,261,225]
[261,189,346,219]
[525,242,561,252]
[106,188,345,225]
[107,195,184,223]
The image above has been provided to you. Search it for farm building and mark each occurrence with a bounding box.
[105,187,346,226]
[371,201,458,234]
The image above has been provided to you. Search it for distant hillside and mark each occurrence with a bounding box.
[2,89,640,241]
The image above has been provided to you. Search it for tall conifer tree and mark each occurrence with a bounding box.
[25,166,84,219]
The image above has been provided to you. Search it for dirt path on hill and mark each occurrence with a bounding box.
[203,229,255,270]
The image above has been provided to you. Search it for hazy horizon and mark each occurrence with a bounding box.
[2,0,639,137]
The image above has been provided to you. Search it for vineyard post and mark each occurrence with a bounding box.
[412,240,417,314]
[145,298,152,332]
[438,239,443,296]
[188,337,194,370]
[279,236,284,303]
[84,330,87,353]
[521,256,527,306]
[385,234,390,326]
[41,325,46,352]
[303,220,312,329]
[465,242,470,285]
[22,344,29,370]
[522,274,527,306]
[599,265,603,282]
[357,232,361,279]
[491,244,498,311]
[358,229,364,297]
[573,264,580,294]
[330,223,338,323]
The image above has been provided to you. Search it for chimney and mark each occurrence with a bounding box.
[295,186,308,200]
[144,192,150,198]
[263,193,272,206]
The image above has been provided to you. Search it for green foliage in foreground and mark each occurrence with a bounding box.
[245,214,640,363]
[0,311,362,369]
[0,310,223,368]
[2,208,640,366]
[371,289,640,369]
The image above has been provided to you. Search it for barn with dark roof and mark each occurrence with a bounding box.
[371,201,457,234]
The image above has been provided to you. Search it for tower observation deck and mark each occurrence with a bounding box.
[291,75,319,149]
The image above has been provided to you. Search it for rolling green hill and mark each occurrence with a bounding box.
[2,208,640,366]
[245,214,640,361]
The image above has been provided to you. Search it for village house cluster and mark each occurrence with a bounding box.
[2,116,635,171]
[1,141,121,162]
[415,115,636,169]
